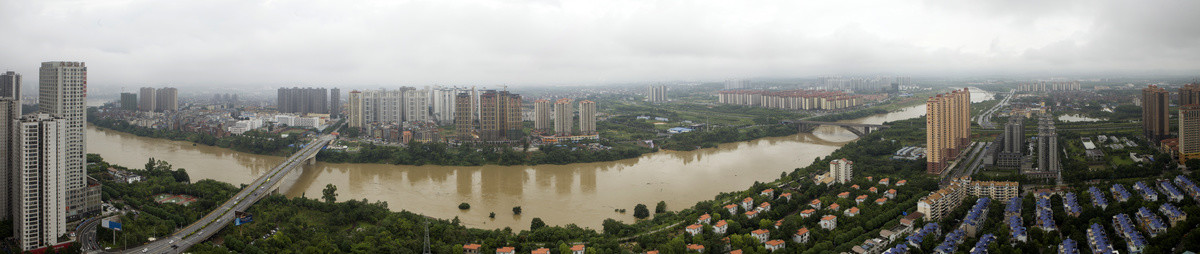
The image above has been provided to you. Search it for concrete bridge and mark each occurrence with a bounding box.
[790,120,890,137]
[102,134,335,254]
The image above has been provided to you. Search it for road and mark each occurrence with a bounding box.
[976,89,1015,129]
[77,217,105,252]
[123,135,333,254]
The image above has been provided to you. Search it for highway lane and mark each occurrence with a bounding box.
[126,135,333,254]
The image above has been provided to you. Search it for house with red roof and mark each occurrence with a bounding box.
[845,207,860,217]
[868,187,878,193]
[879,178,890,186]
[496,247,516,254]
[686,244,705,252]
[751,229,770,243]
[810,199,822,209]
[532,248,550,254]
[745,210,759,219]
[463,244,482,254]
[856,195,868,205]
[724,204,739,214]
[686,224,703,235]
[897,179,907,186]
[875,197,888,205]
[761,188,774,198]
[698,213,711,224]
[838,192,851,199]
[827,203,841,211]
[800,209,816,218]
[757,202,772,212]
[885,189,897,199]
[570,245,585,254]
[794,227,811,243]
[765,240,786,251]
[714,220,728,235]
[820,215,838,230]
[741,197,755,210]
[779,192,792,202]
[851,184,860,189]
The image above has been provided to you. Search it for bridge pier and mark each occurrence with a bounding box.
[307,157,316,165]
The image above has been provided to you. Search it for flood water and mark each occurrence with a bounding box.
[85,89,989,230]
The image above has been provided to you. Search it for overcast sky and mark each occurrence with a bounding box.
[1,0,1198,88]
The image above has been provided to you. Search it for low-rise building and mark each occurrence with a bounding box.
[1111,184,1131,202]
[761,188,774,198]
[838,192,851,199]
[765,240,786,252]
[686,244,705,253]
[1160,203,1187,227]
[827,203,840,211]
[800,209,815,218]
[714,220,728,235]
[876,198,888,205]
[1086,223,1114,254]
[845,207,860,217]
[686,224,703,235]
[496,247,516,254]
[752,229,770,243]
[745,210,758,219]
[856,195,868,205]
[698,214,711,224]
[742,197,755,210]
[1089,187,1109,210]
[820,215,837,230]
[794,227,810,243]
[725,204,739,214]
[570,245,585,254]
[885,189,897,199]
[810,199,822,209]
[463,244,482,253]
[758,202,772,212]
[778,192,792,202]
[1133,181,1159,202]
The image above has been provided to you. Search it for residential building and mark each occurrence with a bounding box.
[496,247,516,254]
[970,181,1019,202]
[463,244,481,253]
[155,87,178,112]
[714,220,728,234]
[455,92,475,139]
[12,114,68,251]
[0,74,19,221]
[1180,104,1200,162]
[579,100,596,134]
[686,224,702,235]
[845,207,860,217]
[1037,115,1060,172]
[751,229,770,243]
[277,87,329,115]
[1181,83,1200,106]
[762,189,774,197]
[534,99,551,131]
[1089,187,1109,210]
[1086,223,1114,254]
[39,61,89,221]
[553,98,573,136]
[329,88,341,118]
[1143,85,1170,143]
[138,87,156,112]
[724,204,739,214]
[120,92,137,111]
[531,248,549,254]
[757,202,771,212]
[725,79,748,90]
[431,87,460,125]
[479,90,522,141]
[997,116,1024,169]
[765,240,785,252]
[404,87,430,122]
[918,178,969,221]
[829,158,853,184]
[570,245,585,254]
[647,85,668,102]
[820,215,837,230]
[742,197,754,210]
[348,90,363,128]
[925,89,971,174]
[686,244,704,252]
[1160,203,1186,227]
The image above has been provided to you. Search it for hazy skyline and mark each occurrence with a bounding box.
[1,0,1198,88]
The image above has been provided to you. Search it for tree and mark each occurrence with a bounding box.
[145,158,156,171]
[531,217,546,231]
[1186,159,1200,170]
[489,212,496,218]
[458,203,471,210]
[633,204,650,219]
[513,206,522,215]
[322,184,338,203]
[655,201,668,214]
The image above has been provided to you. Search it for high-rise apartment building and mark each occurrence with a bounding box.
[155,87,178,112]
[1037,116,1060,172]
[1180,84,1200,107]
[138,87,156,112]
[120,93,137,111]
[0,72,20,221]
[579,100,596,134]
[349,87,435,125]
[534,99,551,131]
[479,90,522,141]
[330,88,341,118]
[277,87,329,115]
[829,158,853,184]
[725,79,748,90]
[431,87,460,125]
[925,89,971,174]
[1,71,19,98]
[12,114,67,251]
[404,87,430,122]
[1142,85,1170,144]
[1179,105,1200,162]
[995,116,1024,169]
[553,98,573,136]
[347,90,363,128]
[647,85,668,103]
[454,92,476,140]
[38,61,87,221]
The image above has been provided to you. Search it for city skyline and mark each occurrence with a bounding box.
[1,1,1198,88]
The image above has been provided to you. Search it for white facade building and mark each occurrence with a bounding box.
[829,158,853,184]
[38,61,87,220]
[13,114,67,251]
